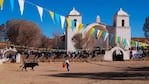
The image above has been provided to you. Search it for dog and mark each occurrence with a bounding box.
[20,62,39,71]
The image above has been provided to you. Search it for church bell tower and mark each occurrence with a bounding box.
[66,8,82,52]
[113,8,131,48]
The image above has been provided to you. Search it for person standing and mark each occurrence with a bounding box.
[65,59,70,72]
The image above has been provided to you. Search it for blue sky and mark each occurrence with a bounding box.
[0,0,149,38]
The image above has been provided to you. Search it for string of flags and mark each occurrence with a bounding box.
[0,0,148,48]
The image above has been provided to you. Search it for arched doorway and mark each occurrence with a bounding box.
[82,23,109,49]
[104,47,130,61]
[112,49,124,61]
[1,48,17,62]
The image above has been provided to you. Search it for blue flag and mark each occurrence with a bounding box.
[10,0,14,12]
[124,39,127,47]
[109,34,114,43]
[55,13,60,25]
[71,20,75,31]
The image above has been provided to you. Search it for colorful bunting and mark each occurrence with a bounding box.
[36,5,43,21]
[135,41,138,47]
[60,15,65,30]
[77,23,84,32]
[0,0,4,10]
[55,13,60,25]
[127,39,131,47]
[103,32,109,41]
[93,29,97,36]
[138,42,141,47]
[109,34,114,43]
[66,18,71,30]
[116,35,118,42]
[97,30,100,36]
[71,20,75,31]
[97,30,103,39]
[118,36,121,42]
[10,0,14,12]
[49,11,55,23]
[89,28,95,36]
[123,39,127,47]
[18,0,25,15]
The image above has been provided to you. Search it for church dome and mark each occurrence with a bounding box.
[116,8,128,16]
[69,8,81,15]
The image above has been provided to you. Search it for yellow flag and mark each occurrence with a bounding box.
[49,11,55,23]
[141,43,146,48]
[0,0,4,10]
[78,24,84,32]
[135,41,138,47]
[89,28,95,36]
[131,40,134,46]
[121,38,124,44]
[97,31,103,39]
[66,18,71,29]
[116,36,118,42]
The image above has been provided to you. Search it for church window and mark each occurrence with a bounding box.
[122,19,125,27]
[74,19,77,27]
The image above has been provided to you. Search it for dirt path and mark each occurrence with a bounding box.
[0,61,149,84]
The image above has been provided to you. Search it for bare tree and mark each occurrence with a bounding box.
[72,33,83,49]
[0,24,5,41]
[39,35,49,48]
[72,32,95,50]
[143,16,149,37]
[52,31,65,49]
[6,19,42,47]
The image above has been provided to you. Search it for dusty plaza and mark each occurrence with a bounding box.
[0,61,149,84]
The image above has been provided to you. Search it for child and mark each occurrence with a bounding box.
[64,59,70,72]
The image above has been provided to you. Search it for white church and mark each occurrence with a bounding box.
[65,8,131,52]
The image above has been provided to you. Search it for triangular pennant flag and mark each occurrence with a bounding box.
[49,11,55,23]
[60,15,65,30]
[138,42,141,47]
[37,5,43,21]
[80,24,86,33]
[78,23,84,32]
[127,40,131,46]
[103,32,109,41]
[97,30,100,36]
[141,42,145,47]
[135,41,138,47]
[71,20,75,31]
[132,40,135,46]
[10,0,14,12]
[109,34,114,43]
[18,0,25,15]
[124,39,127,47]
[115,35,118,42]
[0,0,4,10]
[93,29,97,36]
[103,32,106,39]
[55,13,60,25]
[97,31,103,39]
[134,41,136,47]
[121,38,124,44]
[66,18,71,30]
[118,36,121,42]
[89,28,95,36]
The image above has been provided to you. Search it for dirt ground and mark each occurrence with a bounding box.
[0,61,149,84]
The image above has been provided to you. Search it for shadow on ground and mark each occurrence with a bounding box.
[41,62,149,80]
[42,71,149,80]
[126,66,149,71]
